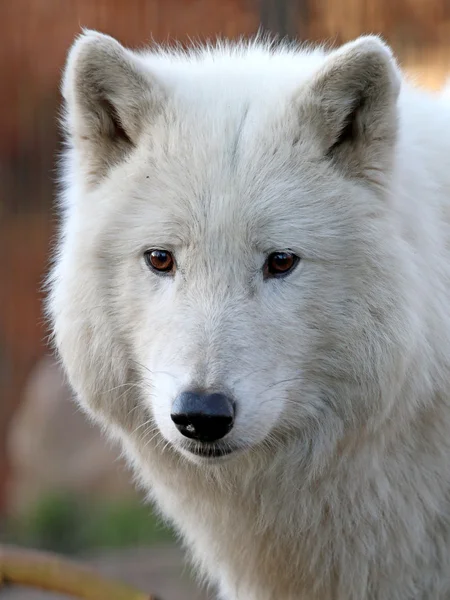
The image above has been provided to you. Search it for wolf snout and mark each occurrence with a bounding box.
[171,391,235,442]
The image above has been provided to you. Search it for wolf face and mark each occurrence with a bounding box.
[50,31,419,466]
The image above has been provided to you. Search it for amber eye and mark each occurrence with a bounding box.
[265,251,299,278]
[144,249,175,274]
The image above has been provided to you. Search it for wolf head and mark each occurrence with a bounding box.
[49,31,419,467]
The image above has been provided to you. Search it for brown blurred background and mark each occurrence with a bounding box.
[0,0,449,597]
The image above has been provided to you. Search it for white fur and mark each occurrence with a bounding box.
[48,30,450,599]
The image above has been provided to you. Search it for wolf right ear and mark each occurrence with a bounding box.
[62,30,163,185]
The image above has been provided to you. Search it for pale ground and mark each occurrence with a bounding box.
[0,545,211,600]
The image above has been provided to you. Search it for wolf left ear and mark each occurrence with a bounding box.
[298,36,401,178]
[62,30,164,185]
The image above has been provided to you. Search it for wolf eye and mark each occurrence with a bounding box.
[144,249,175,274]
[265,251,299,279]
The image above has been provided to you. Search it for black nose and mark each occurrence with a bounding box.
[171,391,235,443]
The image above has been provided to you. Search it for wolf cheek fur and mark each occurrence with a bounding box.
[49,30,450,599]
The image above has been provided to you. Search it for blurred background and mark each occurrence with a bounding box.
[0,1,449,598]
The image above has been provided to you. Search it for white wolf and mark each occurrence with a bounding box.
[49,30,450,599]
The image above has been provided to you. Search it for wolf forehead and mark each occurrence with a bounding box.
[73,39,329,198]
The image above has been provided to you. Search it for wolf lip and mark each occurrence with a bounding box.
[186,444,235,458]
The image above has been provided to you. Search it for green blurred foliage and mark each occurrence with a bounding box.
[2,492,175,554]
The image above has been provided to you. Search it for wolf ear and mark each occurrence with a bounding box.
[62,30,163,184]
[299,36,401,179]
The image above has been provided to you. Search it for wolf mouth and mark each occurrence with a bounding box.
[184,443,238,459]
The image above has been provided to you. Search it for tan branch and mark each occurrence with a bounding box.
[0,545,158,600]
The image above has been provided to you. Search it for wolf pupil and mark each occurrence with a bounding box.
[145,249,174,273]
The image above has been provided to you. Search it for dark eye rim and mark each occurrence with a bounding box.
[264,250,300,279]
[144,249,176,275]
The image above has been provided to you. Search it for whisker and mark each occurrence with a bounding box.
[131,417,155,436]
[129,359,181,383]
[101,381,147,395]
